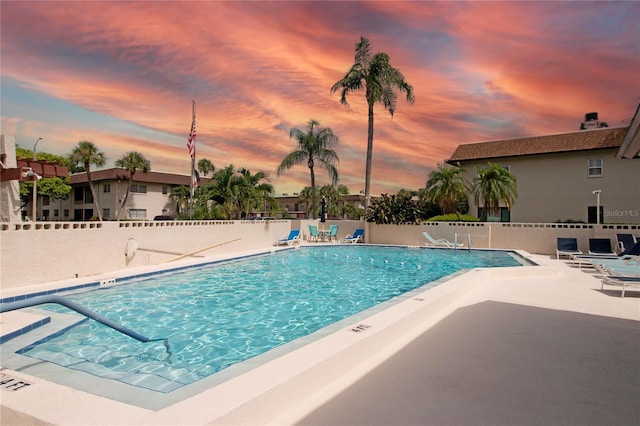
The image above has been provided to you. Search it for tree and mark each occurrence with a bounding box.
[298,186,313,217]
[236,168,274,218]
[365,193,421,224]
[114,152,151,220]
[16,146,72,207]
[277,119,339,219]
[331,36,415,213]
[471,163,517,221]
[209,164,242,219]
[198,158,215,176]
[170,185,190,218]
[69,141,106,221]
[425,164,468,216]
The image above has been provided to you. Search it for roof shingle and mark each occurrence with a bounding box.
[446,127,629,163]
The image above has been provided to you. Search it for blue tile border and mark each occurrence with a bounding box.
[0,316,51,344]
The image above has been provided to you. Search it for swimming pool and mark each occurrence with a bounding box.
[9,246,524,396]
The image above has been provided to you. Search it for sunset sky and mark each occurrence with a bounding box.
[2,1,638,196]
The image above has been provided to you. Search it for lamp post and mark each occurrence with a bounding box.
[592,189,602,224]
[32,137,43,221]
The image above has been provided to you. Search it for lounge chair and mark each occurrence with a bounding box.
[556,237,581,259]
[274,229,300,246]
[588,238,615,255]
[601,275,640,297]
[342,228,364,244]
[328,224,339,242]
[308,224,320,243]
[423,231,463,248]
[620,241,640,256]
[616,234,636,254]
[569,253,621,269]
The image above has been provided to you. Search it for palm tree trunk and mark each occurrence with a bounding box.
[310,166,316,219]
[86,167,103,221]
[364,103,375,213]
[117,179,133,221]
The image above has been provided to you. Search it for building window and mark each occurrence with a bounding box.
[42,210,49,220]
[128,209,147,219]
[103,208,110,219]
[131,184,147,194]
[162,186,168,195]
[74,187,84,204]
[104,183,111,193]
[43,196,50,206]
[588,159,603,177]
[54,209,59,217]
[63,209,69,217]
[478,207,511,222]
[501,164,510,172]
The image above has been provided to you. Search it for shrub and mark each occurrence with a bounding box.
[427,213,480,222]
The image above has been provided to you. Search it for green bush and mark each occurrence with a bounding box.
[427,213,480,222]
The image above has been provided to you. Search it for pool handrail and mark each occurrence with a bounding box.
[1,294,158,343]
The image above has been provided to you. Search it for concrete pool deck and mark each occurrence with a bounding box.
[1,249,639,425]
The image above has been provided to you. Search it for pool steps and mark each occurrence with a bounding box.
[0,295,160,343]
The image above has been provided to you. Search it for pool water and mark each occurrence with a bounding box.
[18,246,523,393]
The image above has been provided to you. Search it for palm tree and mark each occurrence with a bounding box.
[236,168,274,218]
[69,141,106,221]
[114,152,151,220]
[277,119,339,219]
[210,164,242,219]
[426,164,468,216]
[471,163,517,221]
[170,185,190,218]
[331,36,415,213]
[198,158,215,176]
[298,186,313,217]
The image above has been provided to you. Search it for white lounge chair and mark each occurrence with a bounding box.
[341,229,364,244]
[274,229,300,246]
[601,275,640,297]
[423,231,463,248]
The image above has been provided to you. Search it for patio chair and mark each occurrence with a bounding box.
[423,231,463,248]
[556,237,582,259]
[274,229,300,246]
[601,275,640,297]
[342,228,364,244]
[589,238,615,255]
[308,224,320,243]
[328,224,339,242]
[616,234,636,254]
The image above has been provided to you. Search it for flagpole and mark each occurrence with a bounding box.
[188,100,196,219]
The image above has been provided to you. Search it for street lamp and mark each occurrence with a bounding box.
[32,137,43,221]
[592,189,602,224]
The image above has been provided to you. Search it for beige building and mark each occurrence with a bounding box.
[50,169,192,221]
[446,108,640,224]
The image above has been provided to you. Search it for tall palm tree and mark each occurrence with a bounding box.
[69,141,106,221]
[471,163,518,221]
[115,152,151,220]
[197,158,215,176]
[331,36,415,213]
[277,119,339,219]
[426,163,468,216]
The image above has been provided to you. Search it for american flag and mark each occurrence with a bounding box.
[187,116,196,160]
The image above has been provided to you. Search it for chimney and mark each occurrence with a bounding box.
[584,112,600,129]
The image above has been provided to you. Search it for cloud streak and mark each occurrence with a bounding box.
[1,1,638,195]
